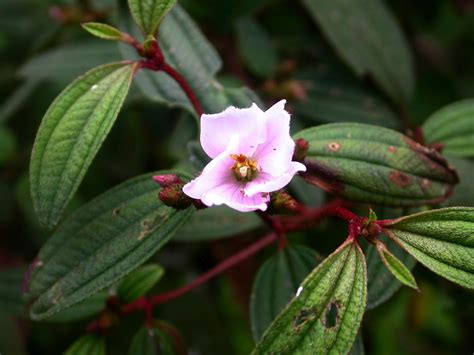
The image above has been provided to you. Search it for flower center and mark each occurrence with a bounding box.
[230,154,259,181]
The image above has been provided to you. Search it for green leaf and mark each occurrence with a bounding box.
[120,5,262,115]
[293,69,399,129]
[294,123,459,207]
[0,267,25,316]
[384,207,474,289]
[250,244,319,342]
[82,22,125,41]
[117,264,164,302]
[129,323,180,355]
[175,205,262,242]
[128,0,176,35]
[235,17,278,78]
[65,334,105,355]
[129,326,158,355]
[423,99,474,158]
[366,235,415,309]
[301,0,414,104]
[19,42,120,84]
[46,291,108,322]
[253,241,367,354]
[374,240,418,290]
[26,171,193,320]
[30,62,137,229]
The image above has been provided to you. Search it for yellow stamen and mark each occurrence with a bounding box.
[230,154,259,181]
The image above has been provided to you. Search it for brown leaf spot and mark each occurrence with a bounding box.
[328,142,341,152]
[403,136,459,184]
[293,307,317,332]
[113,208,121,216]
[389,171,412,187]
[420,178,432,189]
[388,146,397,153]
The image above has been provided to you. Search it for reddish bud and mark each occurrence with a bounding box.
[269,191,298,214]
[158,184,192,209]
[153,174,182,188]
[293,138,309,162]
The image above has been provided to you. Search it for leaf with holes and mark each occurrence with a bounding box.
[374,240,418,290]
[25,171,193,320]
[175,205,262,242]
[423,99,474,158]
[383,207,474,289]
[128,0,176,35]
[253,241,367,354]
[120,5,262,116]
[301,0,414,104]
[30,62,137,229]
[117,264,164,302]
[250,244,319,342]
[294,123,459,207]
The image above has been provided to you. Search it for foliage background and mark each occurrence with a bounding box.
[0,0,473,353]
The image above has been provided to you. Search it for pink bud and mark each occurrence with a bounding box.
[153,174,181,187]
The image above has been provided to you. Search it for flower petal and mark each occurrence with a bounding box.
[244,161,306,197]
[202,183,270,212]
[253,100,295,177]
[200,103,266,158]
[182,152,235,200]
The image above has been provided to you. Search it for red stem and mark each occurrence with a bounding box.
[280,199,350,232]
[161,63,204,117]
[121,233,276,314]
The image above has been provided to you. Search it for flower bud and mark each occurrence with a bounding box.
[269,191,298,214]
[293,138,309,162]
[153,174,182,188]
[158,184,193,209]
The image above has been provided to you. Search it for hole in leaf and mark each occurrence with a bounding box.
[324,302,339,329]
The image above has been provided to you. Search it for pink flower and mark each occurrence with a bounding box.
[183,100,306,212]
